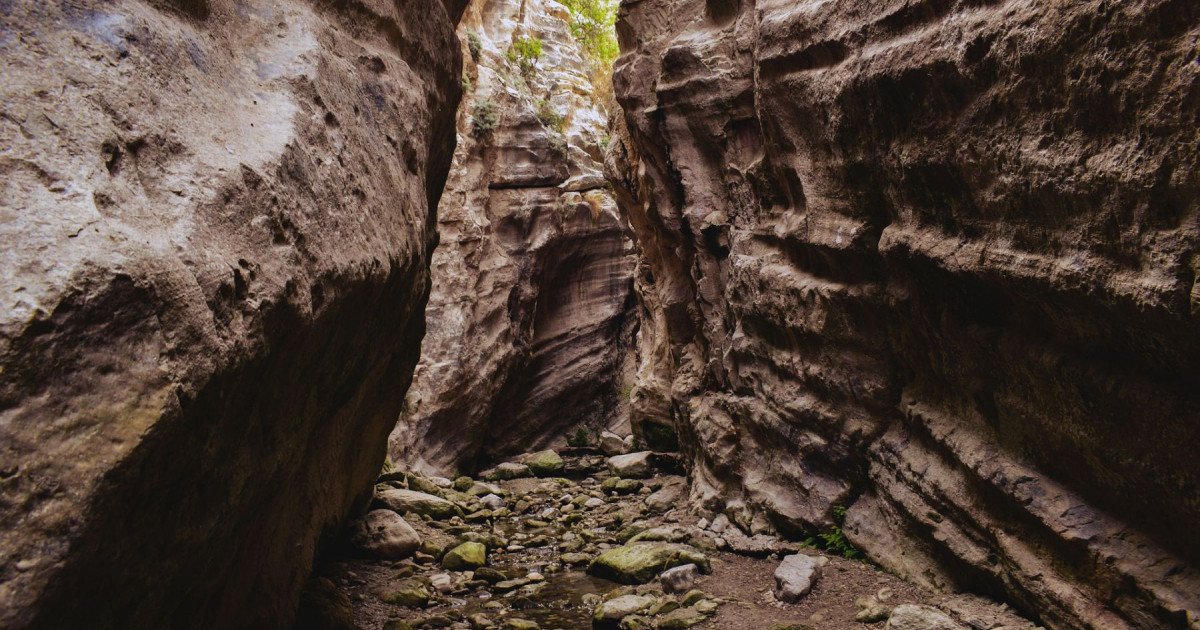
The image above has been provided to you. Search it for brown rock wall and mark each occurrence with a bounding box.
[608,0,1200,627]
[0,0,460,627]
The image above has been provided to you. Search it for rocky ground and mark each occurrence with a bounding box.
[305,450,1039,630]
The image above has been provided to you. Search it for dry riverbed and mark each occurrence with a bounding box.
[305,450,1039,630]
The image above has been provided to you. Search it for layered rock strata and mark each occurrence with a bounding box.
[607,0,1200,628]
[0,0,461,627]
[390,0,636,475]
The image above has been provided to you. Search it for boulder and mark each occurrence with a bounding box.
[442,541,488,570]
[644,482,685,513]
[886,605,966,630]
[600,431,630,456]
[654,601,719,629]
[376,488,463,520]
[659,563,700,594]
[481,462,534,481]
[523,450,565,477]
[587,543,711,584]
[774,554,825,603]
[481,494,507,510]
[592,594,656,629]
[348,510,421,558]
[601,477,643,495]
[381,582,431,608]
[606,452,652,478]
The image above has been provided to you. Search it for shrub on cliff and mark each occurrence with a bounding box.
[506,36,543,78]
[466,31,483,62]
[471,98,498,136]
[535,98,566,134]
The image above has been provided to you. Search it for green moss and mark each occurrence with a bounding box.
[587,543,710,584]
[442,541,487,570]
[641,421,678,452]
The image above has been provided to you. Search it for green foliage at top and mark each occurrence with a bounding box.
[506,36,544,77]
[466,31,483,62]
[561,0,619,66]
[561,0,619,110]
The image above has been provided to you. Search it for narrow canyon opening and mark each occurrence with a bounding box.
[0,1,1197,630]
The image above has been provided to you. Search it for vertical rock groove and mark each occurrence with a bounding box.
[389,0,637,476]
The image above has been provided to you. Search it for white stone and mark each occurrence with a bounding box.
[429,573,454,594]
[660,563,700,594]
[347,510,421,558]
[774,553,824,603]
[600,431,630,456]
[886,604,966,630]
[607,451,652,478]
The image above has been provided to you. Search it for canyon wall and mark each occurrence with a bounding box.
[607,0,1200,628]
[0,0,460,627]
[389,0,636,475]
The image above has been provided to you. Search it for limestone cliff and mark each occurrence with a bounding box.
[607,0,1200,628]
[0,0,460,627]
[389,0,636,475]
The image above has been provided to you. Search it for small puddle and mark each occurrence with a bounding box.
[492,569,618,628]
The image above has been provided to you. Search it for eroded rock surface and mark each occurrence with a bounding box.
[0,0,461,627]
[388,0,637,476]
[607,0,1200,628]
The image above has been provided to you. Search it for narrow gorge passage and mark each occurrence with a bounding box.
[1,0,1197,629]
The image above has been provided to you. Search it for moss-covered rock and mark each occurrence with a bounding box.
[381,582,431,608]
[376,488,463,520]
[592,594,656,630]
[601,477,643,495]
[523,450,564,477]
[586,543,711,584]
[442,541,488,570]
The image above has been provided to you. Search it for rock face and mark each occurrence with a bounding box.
[388,0,637,475]
[0,0,461,628]
[607,0,1200,628]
